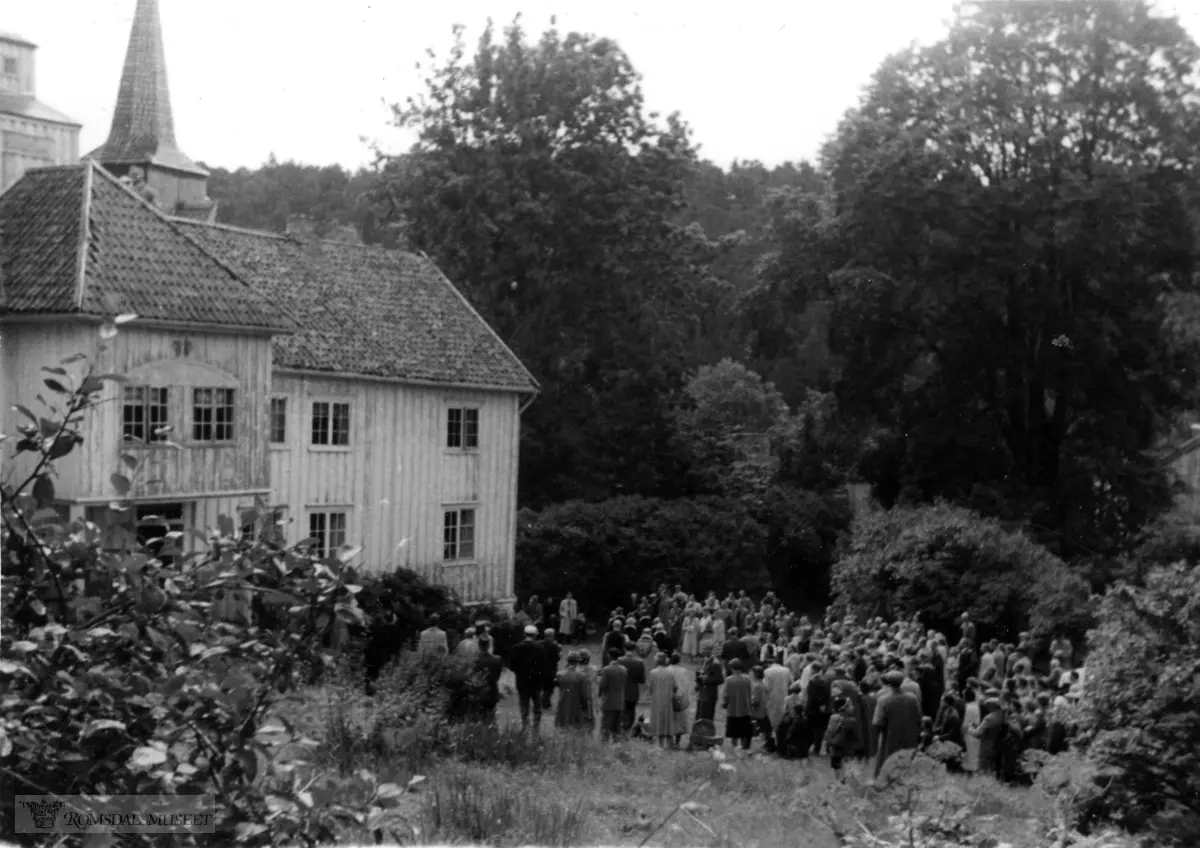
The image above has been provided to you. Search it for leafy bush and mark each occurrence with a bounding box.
[830,502,1077,639]
[0,352,390,846]
[516,494,772,614]
[1078,562,1200,840]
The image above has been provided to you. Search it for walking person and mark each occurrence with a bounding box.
[872,670,922,779]
[416,614,449,659]
[598,650,628,742]
[554,652,592,731]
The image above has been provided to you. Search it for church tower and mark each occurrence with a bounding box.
[87,0,215,220]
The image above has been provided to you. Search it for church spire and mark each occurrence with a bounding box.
[90,0,203,174]
[88,0,214,217]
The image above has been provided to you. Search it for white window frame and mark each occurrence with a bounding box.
[122,385,171,445]
[446,406,480,451]
[442,505,477,563]
[192,387,236,444]
[307,509,348,558]
[310,399,351,450]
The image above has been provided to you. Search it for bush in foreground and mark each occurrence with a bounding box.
[1079,561,1200,842]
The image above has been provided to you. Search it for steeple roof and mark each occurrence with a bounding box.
[87,0,206,177]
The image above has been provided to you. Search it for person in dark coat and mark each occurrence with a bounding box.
[933,693,962,749]
[805,663,833,756]
[475,635,504,723]
[722,659,754,750]
[602,621,627,659]
[722,628,750,674]
[509,625,546,730]
[916,654,943,721]
[695,652,725,721]
[554,653,592,730]
[597,650,628,741]
[616,643,646,734]
[873,670,923,779]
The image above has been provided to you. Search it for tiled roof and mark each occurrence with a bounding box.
[87,0,205,176]
[173,220,540,393]
[0,162,296,331]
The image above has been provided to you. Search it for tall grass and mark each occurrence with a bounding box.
[421,767,589,846]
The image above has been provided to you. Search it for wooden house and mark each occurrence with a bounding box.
[0,0,538,609]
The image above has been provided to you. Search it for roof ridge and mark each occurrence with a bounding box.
[73,163,94,309]
[87,162,301,332]
[17,164,85,175]
[415,250,541,392]
[170,217,290,240]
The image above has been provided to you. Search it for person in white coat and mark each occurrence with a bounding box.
[763,655,792,751]
[559,592,579,644]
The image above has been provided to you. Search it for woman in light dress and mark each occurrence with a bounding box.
[681,613,700,661]
[961,687,982,774]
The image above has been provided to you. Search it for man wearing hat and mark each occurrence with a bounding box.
[539,628,563,711]
[617,642,647,735]
[598,650,628,741]
[509,625,547,730]
[873,670,922,779]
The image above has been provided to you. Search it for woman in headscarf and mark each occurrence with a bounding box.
[648,653,678,748]
[667,652,692,749]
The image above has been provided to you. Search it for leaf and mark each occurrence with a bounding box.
[12,405,38,426]
[95,373,128,384]
[98,324,118,340]
[42,366,68,376]
[114,312,138,324]
[39,417,60,438]
[128,746,168,769]
[48,434,78,460]
[336,543,363,563]
[79,375,104,395]
[31,475,56,504]
[0,660,32,676]
[44,378,70,394]
[265,795,297,815]
[110,473,131,496]
[121,454,139,470]
[60,353,88,365]
[81,719,127,738]
[234,823,268,839]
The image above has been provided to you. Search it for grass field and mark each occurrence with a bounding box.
[269,643,1083,847]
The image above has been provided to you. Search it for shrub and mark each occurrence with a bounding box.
[516,495,772,614]
[1078,562,1200,840]
[0,351,389,846]
[830,502,1076,639]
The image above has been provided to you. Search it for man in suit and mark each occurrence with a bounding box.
[722,628,750,674]
[509,625,546,730]
[617,643,646,734]
[417,614,449,659]
[540,628,562,709]
[722,659,754,750]
[805,662,832,755]
[598,650,629,741]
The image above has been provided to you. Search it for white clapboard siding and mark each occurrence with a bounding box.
[269,373,520,605]
[2,322,273,505]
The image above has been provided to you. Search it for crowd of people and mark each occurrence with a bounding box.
[419,584,1088,783]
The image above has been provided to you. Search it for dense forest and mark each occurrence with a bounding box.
[200,3,1200,583]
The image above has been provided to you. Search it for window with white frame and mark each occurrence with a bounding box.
[269,397,288,444]
[123,386,170,443]
[311,401,350,446]
[446,407,479,450]
[193,388,235,442]
[443,507,476,561]
[308,510,347,558]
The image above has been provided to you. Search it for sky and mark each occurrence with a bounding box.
[8,1,1200,173]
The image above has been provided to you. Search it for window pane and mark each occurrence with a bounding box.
[193,389,213,441]
[214,389,235,442]
[464,409,479,449]
[330,512,347,549]
[309,512,327,557]
[312,401,330,445]
[460,509,475,559]
[447,408,462,448]
[123,386,146,442]
[270,397,287,443]
[443,510,458,560]
[148,388,169,442]
[332,403,350,446]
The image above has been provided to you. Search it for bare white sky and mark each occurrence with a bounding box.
[8,1,1200,172]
